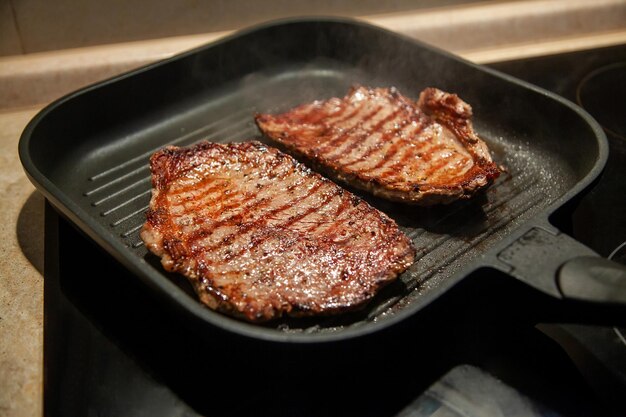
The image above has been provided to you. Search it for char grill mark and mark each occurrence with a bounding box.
[319,104,384,158]
[348,120,427,176]
[255,86,500,205]
[325,106,403,165]
[185,178,320,251]
[141,141,415,322]
[340,111,423,170]
[190,180,330,261]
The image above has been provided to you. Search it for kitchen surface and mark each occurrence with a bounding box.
[2,1,626,416]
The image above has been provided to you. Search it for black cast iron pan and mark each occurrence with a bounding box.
[19,18,626,343]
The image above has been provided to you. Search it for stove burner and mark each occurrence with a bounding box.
[609,240,626,348]
[576,62,626,140]
[608,240,626,264]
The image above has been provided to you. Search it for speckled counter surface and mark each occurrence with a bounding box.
[0,107,45,417]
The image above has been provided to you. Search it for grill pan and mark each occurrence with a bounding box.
[19,18,626,343]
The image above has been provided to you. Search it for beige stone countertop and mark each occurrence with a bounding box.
[1,1,626,415]
[0,106,44,417]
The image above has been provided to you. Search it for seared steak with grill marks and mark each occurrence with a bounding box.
[140,141,415,322]
[255,86,500,205]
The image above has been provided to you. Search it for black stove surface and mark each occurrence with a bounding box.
[43,44,626,416]
[44,205,609,417]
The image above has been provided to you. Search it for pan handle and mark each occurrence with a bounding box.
[496,226,626,305]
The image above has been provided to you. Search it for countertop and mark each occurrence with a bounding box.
[0,106,44,417]
[1,2,625,415]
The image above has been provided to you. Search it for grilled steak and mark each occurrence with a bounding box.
[140,141,415,322]
[255,86,500,205]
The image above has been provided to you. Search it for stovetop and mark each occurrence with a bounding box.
[43,205,610,417]
[43,44,626,416]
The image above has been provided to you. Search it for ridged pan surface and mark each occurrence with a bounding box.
[19,19,606,342]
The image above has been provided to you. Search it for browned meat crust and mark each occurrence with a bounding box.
[140,141,415,322]
[255,86,501,205]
